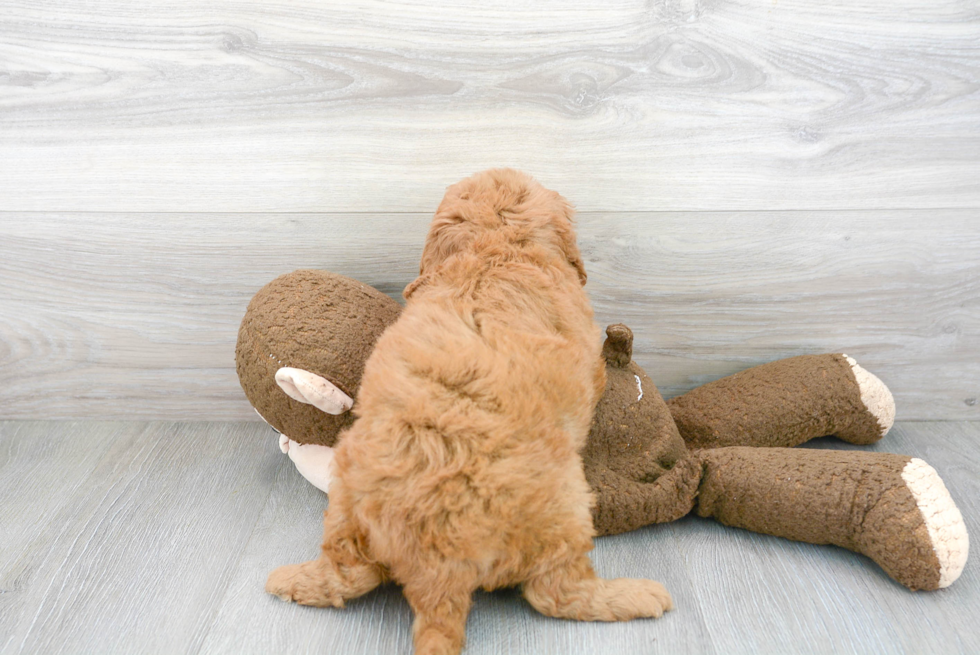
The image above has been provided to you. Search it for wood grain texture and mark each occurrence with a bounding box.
[0,0,978,212]
[0,422,278,655]
[0,420,121,652]
[0,420,976,654]
[2,210,977,420]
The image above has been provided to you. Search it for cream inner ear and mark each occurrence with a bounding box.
[275,367,353,415]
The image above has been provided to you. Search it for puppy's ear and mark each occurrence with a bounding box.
[414,198,478,279]
[403,273,431,300]
[564,241,588,286]
[553,195,588,286]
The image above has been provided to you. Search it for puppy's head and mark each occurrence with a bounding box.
[405,169,586,299]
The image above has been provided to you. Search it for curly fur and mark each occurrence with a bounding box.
[266,169,672,655]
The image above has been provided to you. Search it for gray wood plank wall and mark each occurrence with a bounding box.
[1,1,978,421]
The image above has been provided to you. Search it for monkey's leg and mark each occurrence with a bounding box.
[667,354,894,449]
[695,447,968,590]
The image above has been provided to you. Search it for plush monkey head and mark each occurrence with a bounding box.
[235,269,402,447]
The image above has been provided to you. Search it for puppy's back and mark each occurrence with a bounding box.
[339,215,599,585]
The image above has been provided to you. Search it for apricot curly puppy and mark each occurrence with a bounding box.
[266,169,672,655]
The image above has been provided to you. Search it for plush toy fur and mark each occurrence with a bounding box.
[236,269,401,447]
[236,194,968,597]
[588,324,967,591]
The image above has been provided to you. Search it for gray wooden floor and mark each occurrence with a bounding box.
[1,421,976,655]
[1,1,978,653]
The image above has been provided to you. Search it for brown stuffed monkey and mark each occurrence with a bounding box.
[236,270,968,592]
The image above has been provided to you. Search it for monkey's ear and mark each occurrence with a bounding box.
[275,367,353,415]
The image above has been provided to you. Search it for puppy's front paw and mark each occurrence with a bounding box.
[266,561,343,608]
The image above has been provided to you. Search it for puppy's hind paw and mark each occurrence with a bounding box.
[524,569,674,622]
[637,579,674,617]
[608,578,673,620]
[266,561,344,608]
